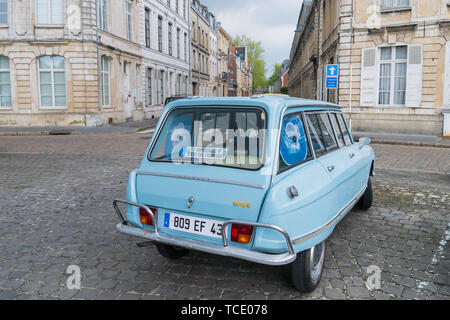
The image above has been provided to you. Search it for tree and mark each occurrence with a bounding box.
[268,63,281,87]
[232,35,267,90]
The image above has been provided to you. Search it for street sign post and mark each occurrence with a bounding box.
[326,64,339,90]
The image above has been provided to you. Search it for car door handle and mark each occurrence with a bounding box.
[327,165,335,172]
[349,153,355,159]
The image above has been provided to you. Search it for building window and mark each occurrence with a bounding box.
[146,68,152,106]
[168,23,173,56]
[158,16,163,52]
[0,0,7,25]
[177,28,180,59]
[183,0,186,19]
[36,0,63,25]
[145,8,150,48]
[136,65,141,103]
[98,0,108,30]
[379,0,411,10]
[0,56,11,108]
[167,0,170,8]
[39,56,66,108]
[159,71,164,104]
[126,1,132,41]
[379,46,407,105]
[184,33,187,61]
[101,56,110,106]
[176,0,179,14]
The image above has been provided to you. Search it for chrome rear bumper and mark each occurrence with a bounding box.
[113,199,297,266]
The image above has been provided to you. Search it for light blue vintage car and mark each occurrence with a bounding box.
[113,95,375,292]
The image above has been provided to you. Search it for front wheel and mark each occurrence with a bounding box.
[156,244,189,260]
[291,240,326,293]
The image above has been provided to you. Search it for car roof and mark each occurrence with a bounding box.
[167,95,341,114]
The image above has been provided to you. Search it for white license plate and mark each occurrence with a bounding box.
[163,212,223,239]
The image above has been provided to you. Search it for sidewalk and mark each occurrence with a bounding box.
[0,118,160,136]
[352,131,450,148]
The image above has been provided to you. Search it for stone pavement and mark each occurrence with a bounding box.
[0,134,448,300]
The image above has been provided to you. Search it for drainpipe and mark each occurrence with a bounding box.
[95,0,101,112]
[197,14,201,95]
[316,0,322,100]
[188,0,192,95]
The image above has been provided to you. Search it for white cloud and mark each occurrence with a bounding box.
[203,0,303,76]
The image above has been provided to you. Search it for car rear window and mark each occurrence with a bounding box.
[149,107,267,170]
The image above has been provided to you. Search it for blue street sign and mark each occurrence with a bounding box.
[326,77,338,89]
[326,64,339,78]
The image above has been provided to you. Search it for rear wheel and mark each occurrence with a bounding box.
[156,244,189,259]
[357,178,373,210]
[291,240,326,293]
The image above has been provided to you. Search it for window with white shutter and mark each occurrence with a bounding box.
[405,45,422,107]
[444,42,450,107]
[360,48,377,106]
[36,0,63,25]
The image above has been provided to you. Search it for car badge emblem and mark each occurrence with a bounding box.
[187,197,195,209]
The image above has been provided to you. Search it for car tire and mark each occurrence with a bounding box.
[156,244,189,259]
[291,240,326,293]
[357,178,373,210]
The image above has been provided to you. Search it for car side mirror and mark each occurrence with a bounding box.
[359,137,371,150]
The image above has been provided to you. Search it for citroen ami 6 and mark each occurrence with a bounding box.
[113,95,375,292]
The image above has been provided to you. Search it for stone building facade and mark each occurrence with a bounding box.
[289,0,450,136]
[140,0,190,118]
[190,0,211,96]
[217,25,231,97]
[0,0,146,127]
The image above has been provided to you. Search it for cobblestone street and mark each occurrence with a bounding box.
[0,134,449,300]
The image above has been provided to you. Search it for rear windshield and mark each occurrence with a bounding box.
[149,107,267,170]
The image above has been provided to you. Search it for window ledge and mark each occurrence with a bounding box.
[35,24,65,29]
[39,107,68,110]
[0,25,8,28]
[379,7,412,13]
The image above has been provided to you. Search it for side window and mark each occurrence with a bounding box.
[305,113,338,157]
[337,113,352,146]
[330,113,345,147]
[279,114,313,172]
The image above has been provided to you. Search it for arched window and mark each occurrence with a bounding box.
[0,55,11,108]
[38,56,66,108]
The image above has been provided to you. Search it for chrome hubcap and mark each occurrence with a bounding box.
[309,241,325,281]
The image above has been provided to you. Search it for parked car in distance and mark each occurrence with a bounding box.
[164,95,189,106]
[113,95,375,292]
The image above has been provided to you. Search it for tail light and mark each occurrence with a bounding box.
[139,207,157,226]
[231,224,254,244]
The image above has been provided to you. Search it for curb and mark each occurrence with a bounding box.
[0,131,79,136]
[354,137,450,149]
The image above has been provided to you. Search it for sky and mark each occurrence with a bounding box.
[202,0,303,77]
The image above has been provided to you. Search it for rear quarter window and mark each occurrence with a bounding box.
[278,113,313,173]
[305,112,338,157]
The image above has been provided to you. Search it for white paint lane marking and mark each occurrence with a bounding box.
[416,221,450,297]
